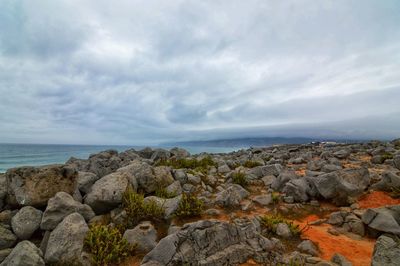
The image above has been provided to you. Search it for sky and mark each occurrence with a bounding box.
[0,0,399,145]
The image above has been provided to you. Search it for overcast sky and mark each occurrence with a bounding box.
[1,0,399,145]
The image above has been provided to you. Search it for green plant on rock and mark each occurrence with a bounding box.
[382,152,394,161]
[259,214,301,237]
[122,187,164,228]
[243,160,263,168]
[232,171,248,187]
[85,224,135,266]
[175,193,204,217]
[154,186,177,199]
[271,192,280,204]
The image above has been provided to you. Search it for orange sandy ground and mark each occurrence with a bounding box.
[358,191,400,209]
[296,215,375,266]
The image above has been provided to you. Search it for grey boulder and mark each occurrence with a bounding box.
[215,184,250,207]
[371,234,400,266]
[123,221,157,253]
[0,225,17,249]
[41,192,95,230]
[76,171,99,194]
[11,206,42,240]
[362,207,400,235]
[44,213,89,264]
[0,240,44,266]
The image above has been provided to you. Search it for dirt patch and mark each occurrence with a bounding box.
[358,191,400,209]
[296,215,375,266]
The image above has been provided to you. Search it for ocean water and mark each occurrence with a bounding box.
[0,143,243,173]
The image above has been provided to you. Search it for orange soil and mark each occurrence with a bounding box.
[295,168,306,176]
[358,191,400,209]
[122,256,142,266]
[297,215,374,266]
[240,258,259,265]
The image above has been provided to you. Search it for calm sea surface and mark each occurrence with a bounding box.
[0,143,243,173]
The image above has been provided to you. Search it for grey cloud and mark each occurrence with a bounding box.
[0,0,399,145]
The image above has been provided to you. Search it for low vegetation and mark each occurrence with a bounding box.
[157,156,217,174]
[122,187,164,228]
[154,186,177,199]
[231,171,248,187]
[259,214,301,237]
[175,193,204,218]
[271,192,280,204]
[85,224,135,266]
[243,160,263,168]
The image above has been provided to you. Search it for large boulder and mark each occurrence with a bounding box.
[76,171,99,195]
[362,207,400,235]
[337,167,370,191]
[371,171,400,191]
[170,148,190,159]
[123,221,157,253]
[44,213,89,264]
[215,184,250,207]
[84,167,133,214]
[67,150,122,177]
[6,165,77,207]
[0,225,17,249]
[271,171,297,191]
[11,206,43,240]
[0,240,45,266]
[282,178,311,202]
[394,155,400,170]
[141,219,277,266]
[41,192,95,230]
[126,160,159,193]
[371,234,400,266]
[143,195,182,219]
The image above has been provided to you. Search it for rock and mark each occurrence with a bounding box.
[76,171,99,194]
[165,181,182,195]
[394,155,400,170]
[262,175,276,187]
[173,169,187,184]
[153,166,174,186]
[44,213,89,264]
[215,184,250,207]
[321,164,342,173]
[0,249,12,263]
[143,195,182,219]
[371,234,400,266]
[170,147,190,159]
[311,172,360,205]
[283,196,294,204]
[0,225,17,249]
[123,221,157,253]
[218,164,231,174]
[327,211,345,226]
[6,165,77,207]
[0,174,6,210]
[282,178,310,202]
[297,240,318,256]
[0,240,45,266]
[362,208,400,235]
[67,150,122,177]
[331,252,353,266]
[345,214,365,236]
[127,161,162,193]
[187,174,201,185]
[11,206,42,240]
[252,194,272,206]
[84,169,130,214]
[150,149,171,161]
[141,219,276,266]
[333,149,351,159]
[41,192,95,230]
[276,223,292,238]
[371,171,400,191]
[271,171,297,191]
[338,167,370,191]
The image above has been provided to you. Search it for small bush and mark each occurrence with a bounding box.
[259,214,300,237]
[175,193,204,217]
[243,160,263,168]
[232,171,248,187]
[122,187,164,228]
[271,192,280,204]
[382,152,393,161]
[85,224,134,265]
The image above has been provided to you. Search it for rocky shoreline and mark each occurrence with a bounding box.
[1,140,400,265]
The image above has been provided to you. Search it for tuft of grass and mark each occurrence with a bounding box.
[122,187,164,228]
[156,156,216,174]
[175,193,204,218]
[259,214,301,237]
[243,160,263,168]
[382,152,393,161]
[85,224,135,266]
[271,192,280,204]
[232,171,248,187]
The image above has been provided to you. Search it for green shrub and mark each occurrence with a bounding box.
[259,214,300,237]
[175,193,204,217]
[271,192,280,204]
[243,160,263,168]
[85,224,134,265]
[232,171,248,187]
[122,187,164,228]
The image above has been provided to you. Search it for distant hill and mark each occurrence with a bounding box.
[163,137,346,148]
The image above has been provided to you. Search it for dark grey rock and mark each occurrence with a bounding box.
[0,241,44,266]
[123,221,157,253]
[371,234,400,266]
[215,184,250,207]
[76,171,99,194]
[331,253,352,266]
[297,240,318,256]
[0,225,17,249]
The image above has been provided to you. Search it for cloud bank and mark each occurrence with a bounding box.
[1,0,399,144]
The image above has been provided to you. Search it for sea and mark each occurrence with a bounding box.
[0,143,244,173]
